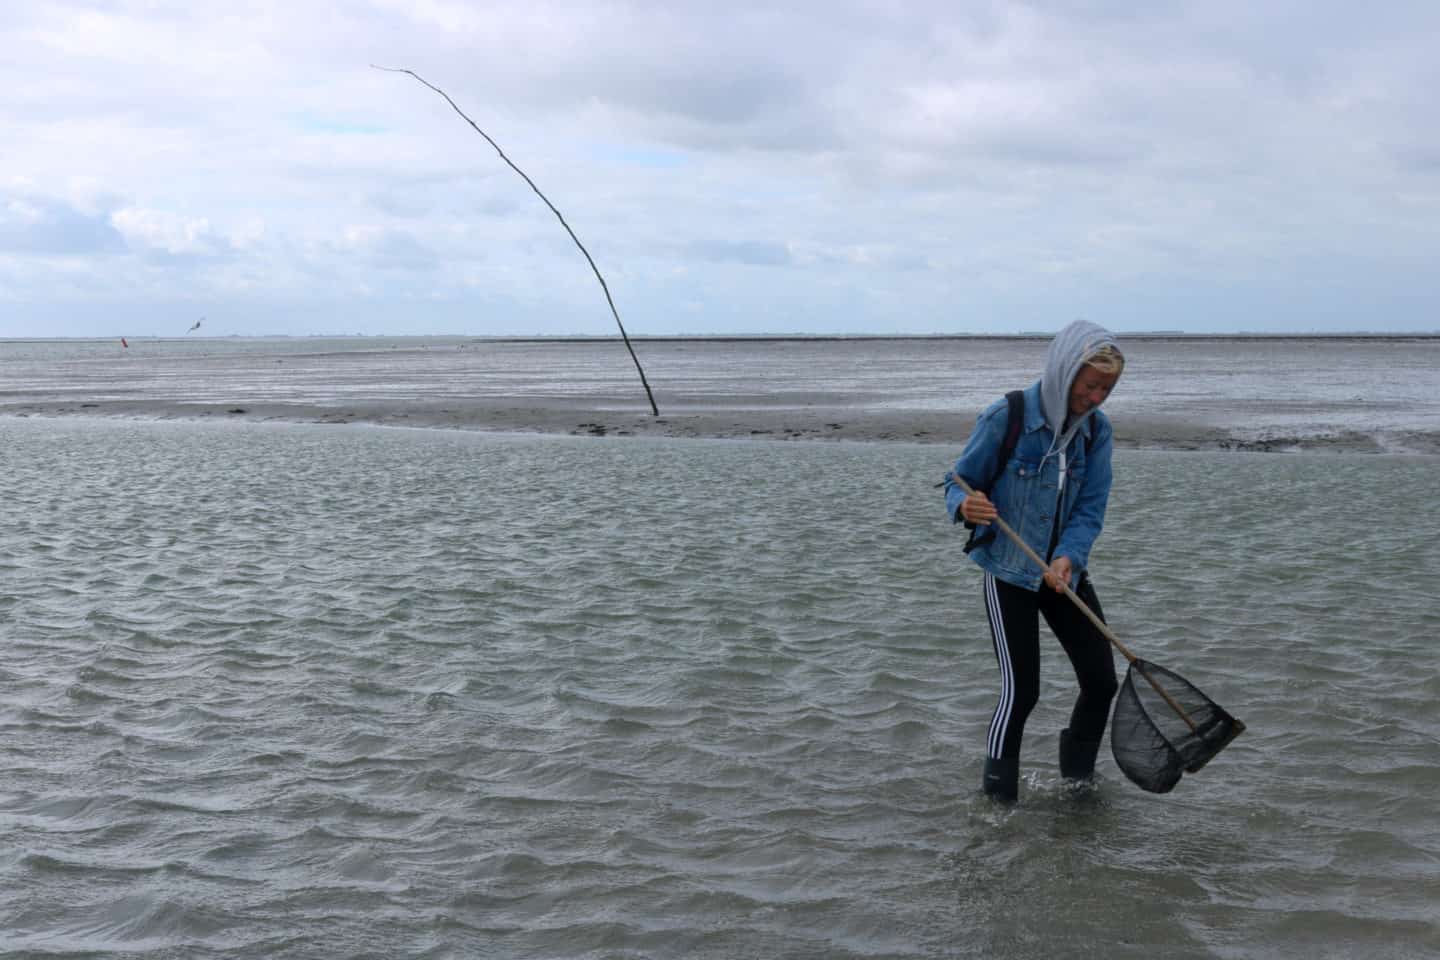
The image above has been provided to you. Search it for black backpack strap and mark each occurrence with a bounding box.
[996,390,1025,479]
[962,390,1025,553]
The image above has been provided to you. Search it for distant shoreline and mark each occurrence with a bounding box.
[466,332,1440,345]
[4,332,1439,346]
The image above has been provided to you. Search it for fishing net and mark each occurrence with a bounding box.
[1110,659,1245,794]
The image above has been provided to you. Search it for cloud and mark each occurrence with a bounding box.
[0,0,1437,334]
[367,172,522,220]
[685,239,793,267]
[335,225,442,271]
[1393,144,1440,175]
[110,207,233,259]
[0,193,126,255]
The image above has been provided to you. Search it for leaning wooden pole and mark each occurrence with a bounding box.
[374,65,660,416]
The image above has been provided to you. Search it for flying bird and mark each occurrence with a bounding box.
[187,317,203,333]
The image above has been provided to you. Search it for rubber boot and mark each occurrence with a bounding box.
[982,756,1019,805]
[1059,728,1102,783]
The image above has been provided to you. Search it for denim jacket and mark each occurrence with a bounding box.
[943,380,1113,591]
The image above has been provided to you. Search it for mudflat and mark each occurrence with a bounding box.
[1,396,1412,453]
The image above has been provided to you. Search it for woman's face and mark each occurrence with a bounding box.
[1069,364,1120,416]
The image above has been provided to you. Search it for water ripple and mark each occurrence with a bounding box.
[1,420,1438,957]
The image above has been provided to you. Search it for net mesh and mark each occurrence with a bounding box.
[1110,659,1244,794]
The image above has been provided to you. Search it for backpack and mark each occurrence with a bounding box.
[960,390,1025,555]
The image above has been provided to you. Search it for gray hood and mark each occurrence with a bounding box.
[1040,319,1120,459]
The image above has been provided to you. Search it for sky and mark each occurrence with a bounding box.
[2,1,1438,338]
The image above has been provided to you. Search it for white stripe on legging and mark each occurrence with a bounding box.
[984,573,1014,759]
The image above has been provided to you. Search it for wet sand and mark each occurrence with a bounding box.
[1,397,1421,454]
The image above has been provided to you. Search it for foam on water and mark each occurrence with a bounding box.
[1,418,1437,958]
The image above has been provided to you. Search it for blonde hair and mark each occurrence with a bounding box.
[1083,343,1125,376]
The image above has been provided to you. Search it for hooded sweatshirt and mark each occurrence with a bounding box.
[1040,319,1121,468]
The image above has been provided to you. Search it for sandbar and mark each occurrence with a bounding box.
[1,398,1426,454]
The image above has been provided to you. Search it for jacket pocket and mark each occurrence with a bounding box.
[995,457,1045,548]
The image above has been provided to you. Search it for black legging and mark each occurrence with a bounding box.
[982,572,1118,761]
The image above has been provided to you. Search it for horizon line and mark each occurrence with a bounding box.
[5,331,1440,344]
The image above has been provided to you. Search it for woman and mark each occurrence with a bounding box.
[943,320,1125,803]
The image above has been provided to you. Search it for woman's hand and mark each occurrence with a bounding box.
[1043,556,1072,594]
[960,490,998,525]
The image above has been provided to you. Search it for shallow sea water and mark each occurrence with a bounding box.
[1,418,1437,959]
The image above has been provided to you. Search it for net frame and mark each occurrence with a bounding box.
[1110,659,1246,794]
